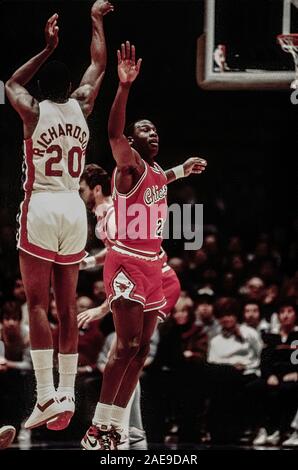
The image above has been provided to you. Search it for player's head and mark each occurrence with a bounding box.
[80,164,111,211]
[125,119,159,160]
[38,60,71,102]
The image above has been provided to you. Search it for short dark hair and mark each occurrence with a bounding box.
[278,298,297,315]
[242,300,261,313]
[80,164,111,196]
[214,297,240,319]
[38,60,71,101]
[124,119,152,138]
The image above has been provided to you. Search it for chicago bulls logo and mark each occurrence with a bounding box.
[113,271,134,299]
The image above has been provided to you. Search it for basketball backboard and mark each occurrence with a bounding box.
[197,0,298,89]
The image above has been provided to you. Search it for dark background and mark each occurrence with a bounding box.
[0,0,297,253]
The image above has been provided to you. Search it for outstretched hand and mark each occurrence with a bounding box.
[183,157,207,177]
[91,0,114,18]
[45,13,59,50]
[117,41,142,86]
[77,307,106,329]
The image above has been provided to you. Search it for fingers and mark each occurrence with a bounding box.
[48,13,59,24]
[191,157,207,166]
[121,43,126,61]
[119,42,142,70]
[126,40,131,61]
[131,44,136,65]
[136,58,142,72]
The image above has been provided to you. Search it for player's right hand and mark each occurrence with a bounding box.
[91,1,114,18]
[77,307,105,329]
[117,41,142,86]
[45,13,59,50]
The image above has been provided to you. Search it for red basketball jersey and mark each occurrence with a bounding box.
[111,160,168,256]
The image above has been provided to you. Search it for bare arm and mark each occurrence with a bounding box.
[108,42,143,170]
[5,14,59,129]
[71,0,114,118]
[165,157,208,184]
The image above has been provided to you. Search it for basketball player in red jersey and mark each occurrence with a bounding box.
[81,43,207,450]
[5,1,114,431]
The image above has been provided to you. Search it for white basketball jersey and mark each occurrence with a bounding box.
[23,99,90,192]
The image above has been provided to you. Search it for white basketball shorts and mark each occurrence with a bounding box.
[17,191,88,264]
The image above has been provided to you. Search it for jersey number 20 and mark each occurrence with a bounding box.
[45,145,83,177]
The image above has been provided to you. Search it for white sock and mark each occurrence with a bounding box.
[30,349,55,405]
[57,353,78,397]
[110,404,129,433]
[93,402,113,428]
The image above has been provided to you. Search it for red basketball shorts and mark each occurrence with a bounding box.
[104,247,166,313]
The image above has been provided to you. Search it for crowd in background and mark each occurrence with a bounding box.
[0,179,298,447]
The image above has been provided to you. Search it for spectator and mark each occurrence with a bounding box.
[254,299,298,446]
[194,291,220,339]
[207,297,263,443]
[0,301,32,434]
[242,301,270,335]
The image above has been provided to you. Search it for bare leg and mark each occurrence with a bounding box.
[20,251,66,429]
[19,250,53,349]
[46,262,80,431]
[52,263,80,354]
[113,312,158,408]
[99,298,144,405]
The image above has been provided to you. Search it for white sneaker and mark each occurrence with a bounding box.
[266,430,280,446]
[17,426,31,451]
[129,426,148,450]
[253,427,268,446]
[110,426,129,450]
[282,431,298,447]
[81,425,111,451]
[0,425,16,450]
[46,394,75,431]
[24,397,65,430]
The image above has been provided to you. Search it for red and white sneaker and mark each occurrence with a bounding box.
[110,426,129,450]
[46,394,75,431]
[24,397,66,430]
[81,425,111,451]
[0,426,16,450]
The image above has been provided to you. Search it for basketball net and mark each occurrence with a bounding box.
[277,33,298,89]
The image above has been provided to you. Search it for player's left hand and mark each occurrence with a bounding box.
[183,157,207,177]
[117,41,142,86]
[45,13,59,50]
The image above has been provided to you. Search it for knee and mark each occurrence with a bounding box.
[135,342,151,364]
[115,337,142,361]
[28,302,47,316]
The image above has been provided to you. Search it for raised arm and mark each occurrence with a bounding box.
[165,157,207,184]
[108,41,143,170]
[71,0,114,118]
[5,14,59,129]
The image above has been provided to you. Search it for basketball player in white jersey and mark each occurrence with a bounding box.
[5,0,114,431]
